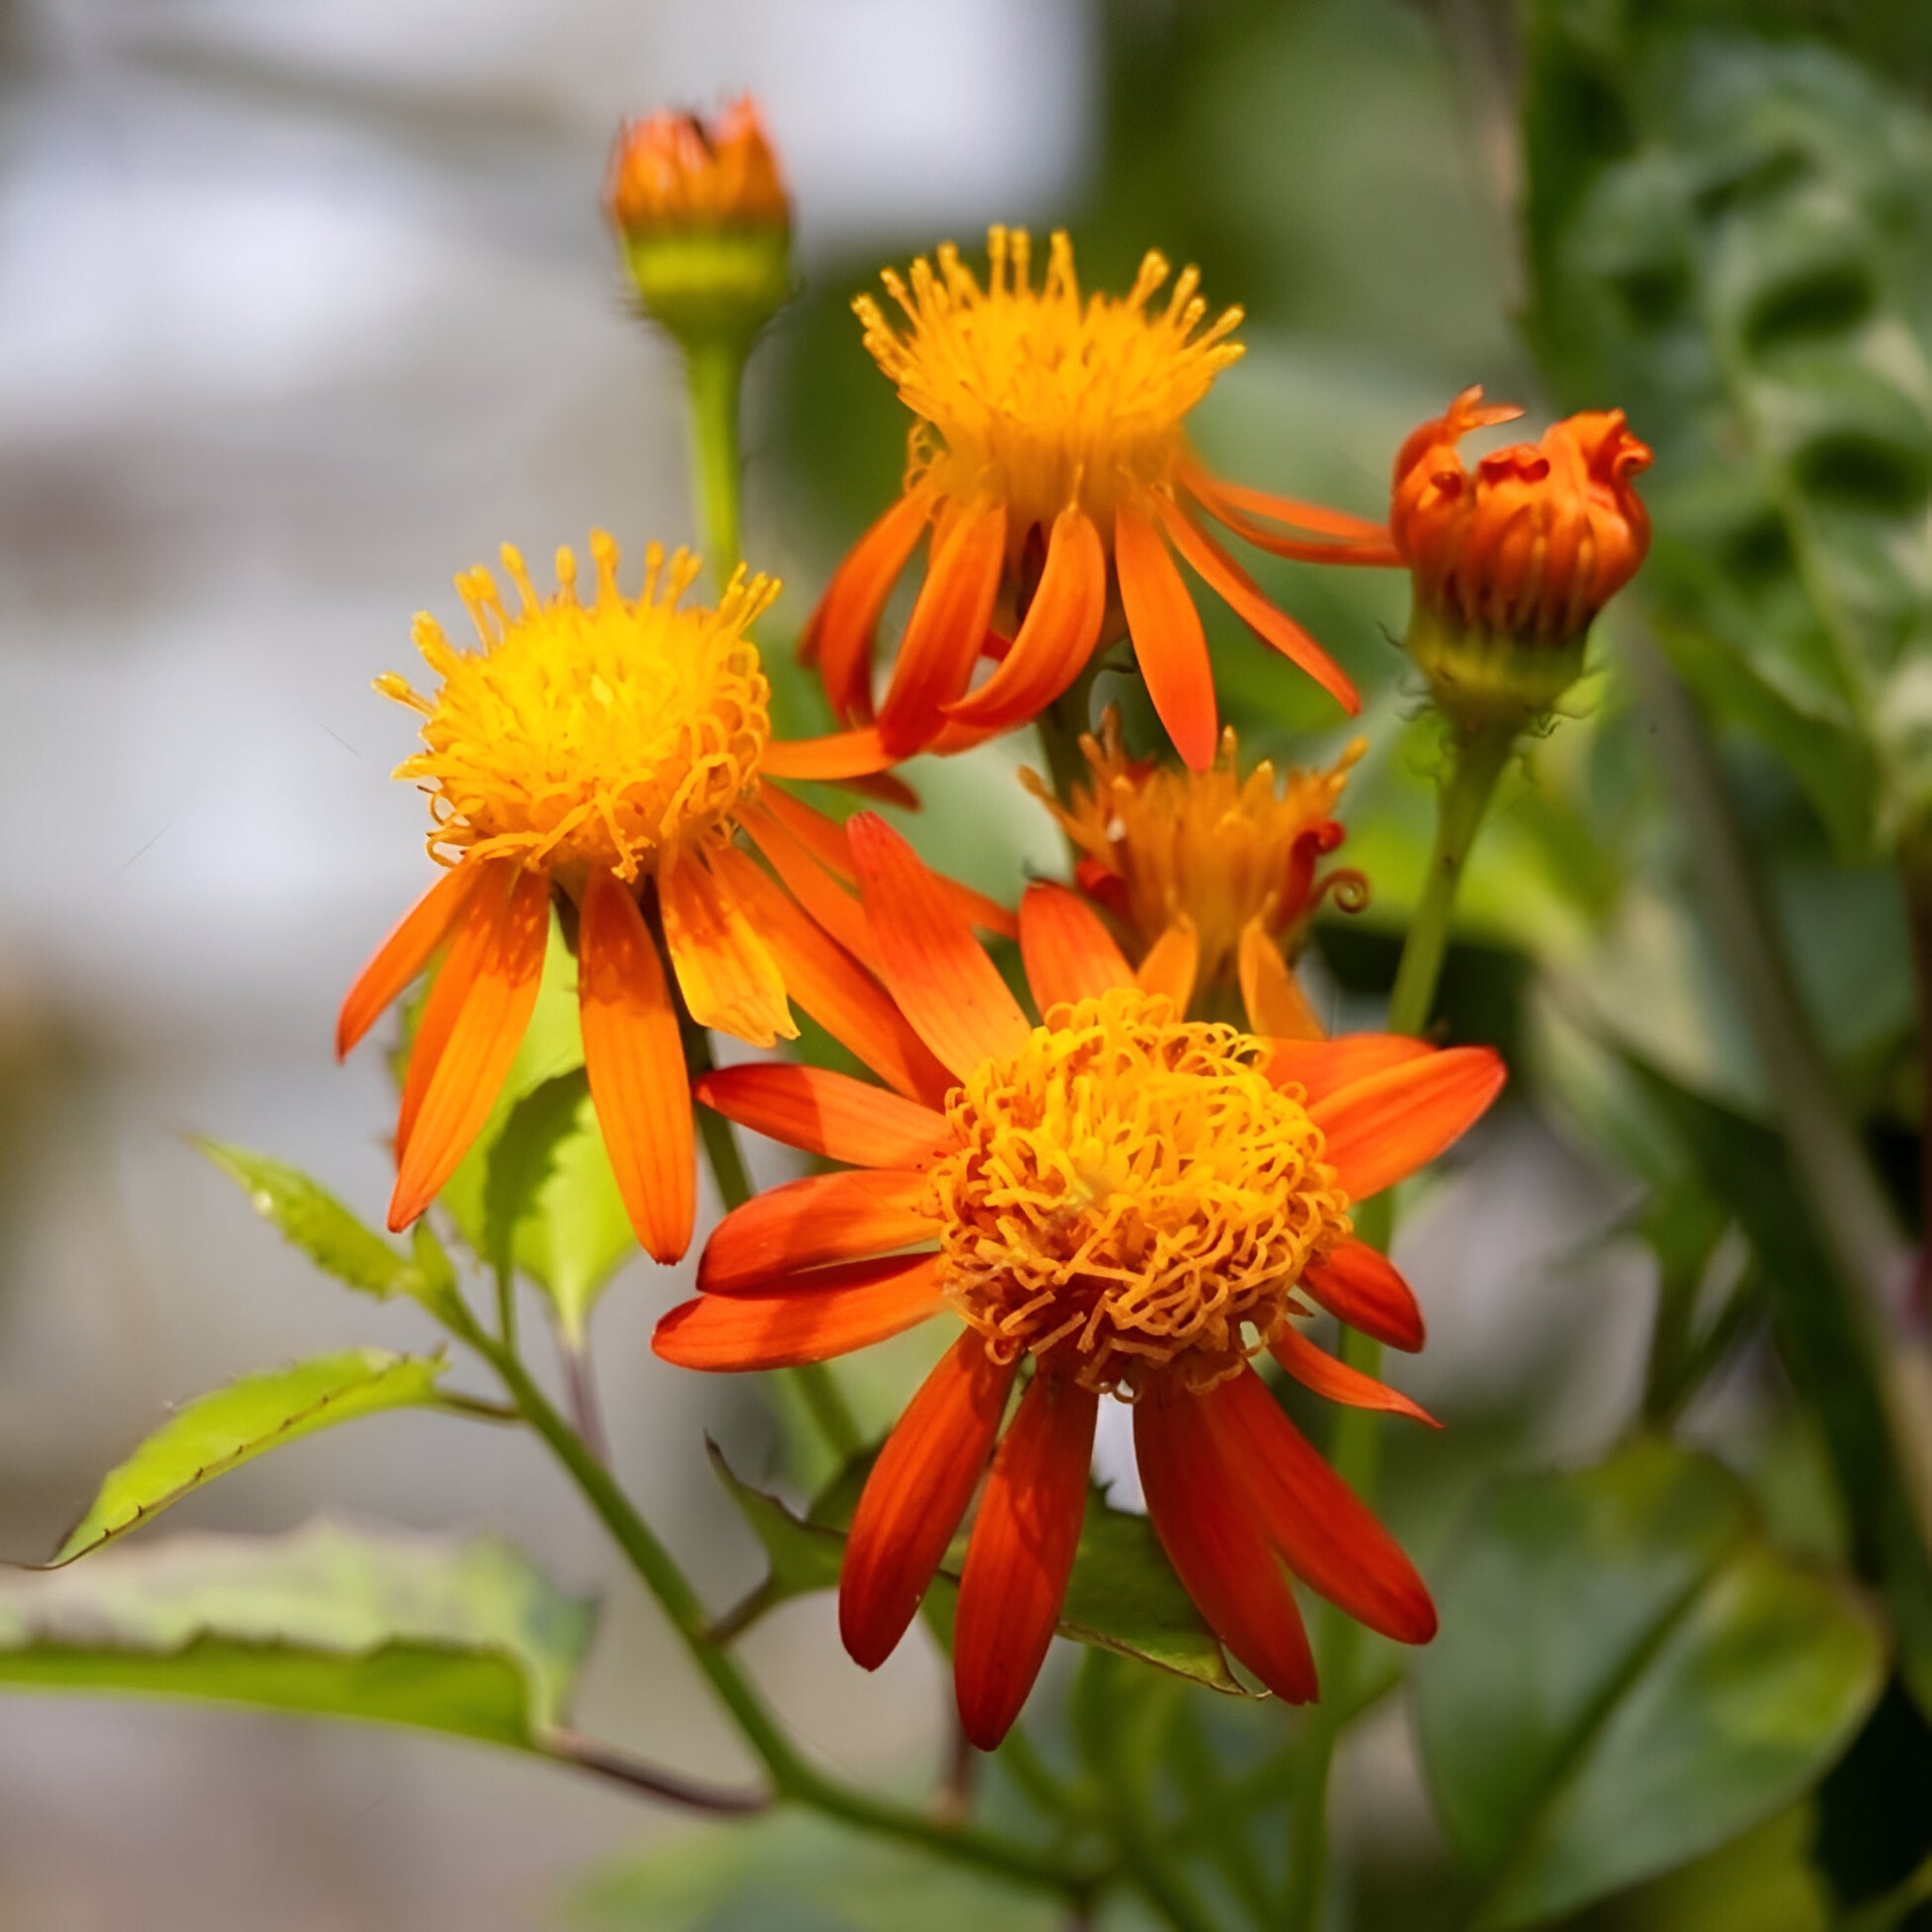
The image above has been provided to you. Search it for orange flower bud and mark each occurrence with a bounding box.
[1391,387,1652,725]
[605,97,789,235]
[605,98,791,353]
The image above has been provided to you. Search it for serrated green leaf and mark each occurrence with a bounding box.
[1414,1440,1885,1927]
[706,1441,1242,1694]
[52,1349,450,1566]
[198,1141,430,1302]
[1523,13,1932,850]
[0,1518,594,1748]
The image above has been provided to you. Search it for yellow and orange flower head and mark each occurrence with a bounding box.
[1026,705,1367,1036]
[654,818,1504,1745]
[605,98,791,351]
[337,534,985,1260]
[803,227,1403,773]
[1391,387,1652,727]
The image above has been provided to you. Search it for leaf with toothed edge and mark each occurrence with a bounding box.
[50,1350,454,1566]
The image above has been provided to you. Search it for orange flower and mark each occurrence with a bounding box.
[1026,706,1367,1036]
[803,228,1400,772]
[1390,388,1651,721]
[654,817,1504,1745]
[338,535,999,1258]
[604,97,788,234]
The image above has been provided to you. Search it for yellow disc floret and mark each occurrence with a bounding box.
[856,226,1244,534]
[931,987,1351,1396]
[380,536,777,890]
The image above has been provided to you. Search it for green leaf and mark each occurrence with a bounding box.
[52,1349,451,1566]
[198,1141,433,1303]
[706,1441,1242,1694]
[1522,12,1932,850]
[437,914,637,1336]
[0,1518,593,1748]
[564,1809,1060,1932]
[1414,1439,1885,1928]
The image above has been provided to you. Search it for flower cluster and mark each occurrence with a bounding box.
[339,113,1648,1749]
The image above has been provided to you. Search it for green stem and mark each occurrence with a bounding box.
[1285,718,1517,1932]
[493,1261,517,1353]
[453,1307,1094,1896]
[1386,718,1517,1038]
[1035,664,1100,810]
[683,338,748,587]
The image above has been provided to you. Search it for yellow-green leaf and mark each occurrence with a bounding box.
[52,1349,450,1566]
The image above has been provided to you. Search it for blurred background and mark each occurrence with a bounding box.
[0,0,1720,1924]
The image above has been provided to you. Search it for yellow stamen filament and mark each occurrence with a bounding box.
[856,226,1244,534]
[380,535,778,890]
[931,988,1351,1396]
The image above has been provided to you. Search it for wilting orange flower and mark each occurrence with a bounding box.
[1391,387,1652,651]
[1026,706,1367,1037]
[803,228,1400,772]
[654,817,1504,1745]
[604,97,788,234]
[338,536,991,1257]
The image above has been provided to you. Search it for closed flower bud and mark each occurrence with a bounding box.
[1391,388,1651,729]
[605,98,791,352]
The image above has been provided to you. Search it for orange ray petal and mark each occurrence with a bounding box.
[707,846,954,1105]
[1301,1241,1426,1352]
[1180,468,1403,565]
[740,800,880,970]
[803,486,935,723]
[337,862,482,1061]
[943,503,1106,731]
[1115,499,1217,772]
[759,786,1018,943]
[579,867,695,1265]
[1179,466,1394,545]
[658,853,798,1050]
[393,858,519,1157]
[1308,1045,1506,1200]
[387,864,550,1230]
[877,502,1009,758]
[1237,919,1324,1040]
[1135,1393,1317,1705]
[1262,1033,1434,1102]
[1018,882,1135,1012]
[952,1373,1097,1750]
[1155,494,1360,717]
[847,814,1032,1079]
[1135,916,1199,1012]
[760,728,900,782]
[695,1062,949,1169]
[698,1168,935,1292]
[1269,1322,1440,1427]
[652,1255,947,1371]
[840,1335,1016,1670]
[1207,1364,1436,1644]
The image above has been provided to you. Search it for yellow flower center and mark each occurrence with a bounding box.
[380,536,776,890]
[931,988,1350,1396]
[1029,713,1368,991]
[856,226,1243,535]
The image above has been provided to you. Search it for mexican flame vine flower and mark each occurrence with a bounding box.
[1026,705,1367,1038]
[654,816,1504,1745]
[803,227,1402,772]
[1391,387,1652,725]
[338,534,993,1260]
